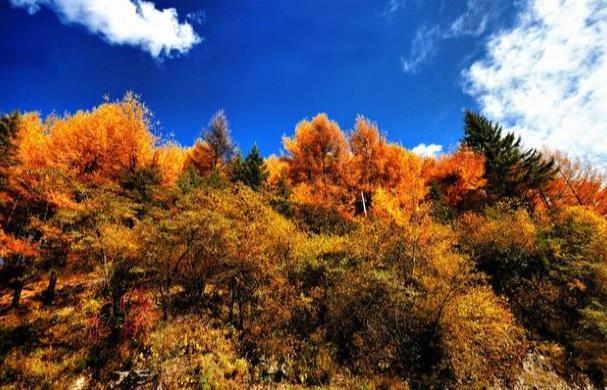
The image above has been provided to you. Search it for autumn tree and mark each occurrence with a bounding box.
[423,147,486,211]
[463,111,555,206]
[349,116,433,216]
[439,286,526,386]
[6,94,607,388]
[456,207,540,296]
[539,207,607,384]
[265,154,291,214]
[186,141,214,176]
[349,116,389,212]
[543,151,607,215]
[203,110,235,168]
[284,114,351,208]
[137,198,229,320]
[266,155,289,188]
[0,112,50,308]
[457,204,607,386]
[45,93,155,184]
[154,142,188,186]
[61,185,141,336]
[349,116,385,206]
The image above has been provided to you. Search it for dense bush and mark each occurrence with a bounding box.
[1,98,605,388]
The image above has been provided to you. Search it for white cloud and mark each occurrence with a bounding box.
[10,0,42,14]
[401,25,441,73]
[411,143,443,157]
[463,0,607,165]
[401,0,497,73]
[448,0,490,38]
[381,0,405,18]
[186,10,206,26]
[9,0,201,58]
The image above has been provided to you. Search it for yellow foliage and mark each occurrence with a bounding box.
[458,208,537,254]
[15,112,49,170]
[155,142,188,186]
[265,154,289,187]
[440,286,526,386]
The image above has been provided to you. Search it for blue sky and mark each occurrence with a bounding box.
[2,0,606,163]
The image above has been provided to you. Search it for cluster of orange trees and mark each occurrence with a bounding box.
[1,94,607,387]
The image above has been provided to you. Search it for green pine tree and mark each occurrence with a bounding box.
[229,151,248,184]
[462,110,556,206]
[0,112,21,191]
[243,144,268,190]
[230,145,268,190]
[178,165,204,193]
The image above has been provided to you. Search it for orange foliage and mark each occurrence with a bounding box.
[186,140,215,175]
[283,114,351,206]
[385,144,426,203]
[0,227,38,258]
[15,112,49,170]
[366,144,426,217]
[423,147,486,208]
[45,93,155,183]
[350,116,405,192]
[282,114,427,214]
[2,112,76,210]
[542,152,607,215]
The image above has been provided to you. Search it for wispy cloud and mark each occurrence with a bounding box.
[447,0,491,38]
[381,0,405,18]
[186,10,206,26]
[463,0,607,165]
[401,25,441,73]
[401,0,499,73]
[411,143,443,157]
[9,0,201,59]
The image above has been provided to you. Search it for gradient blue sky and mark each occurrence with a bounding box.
[2,0,605,162]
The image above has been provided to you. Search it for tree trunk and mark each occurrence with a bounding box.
[238,299,244,329]
[12,280,23,308]
[162,274,171,321]
[228,291,235,323]
[162,290,169,321]
[44,270,58,304]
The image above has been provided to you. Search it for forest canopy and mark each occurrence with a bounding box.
[1,94,607,389]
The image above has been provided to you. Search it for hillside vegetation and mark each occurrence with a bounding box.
[1,94,607,388]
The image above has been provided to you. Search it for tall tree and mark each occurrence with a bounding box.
[203,110,235,168]
[283,114,350,207]
[462,111,556,205]
[349,116,425,214]
[0,112,46,308]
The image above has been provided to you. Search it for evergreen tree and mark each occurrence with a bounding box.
[0,112,20,191]
[178,165,204,193]
[462,110,556,205]
[230,145,268,190]
[243,144,268,190]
